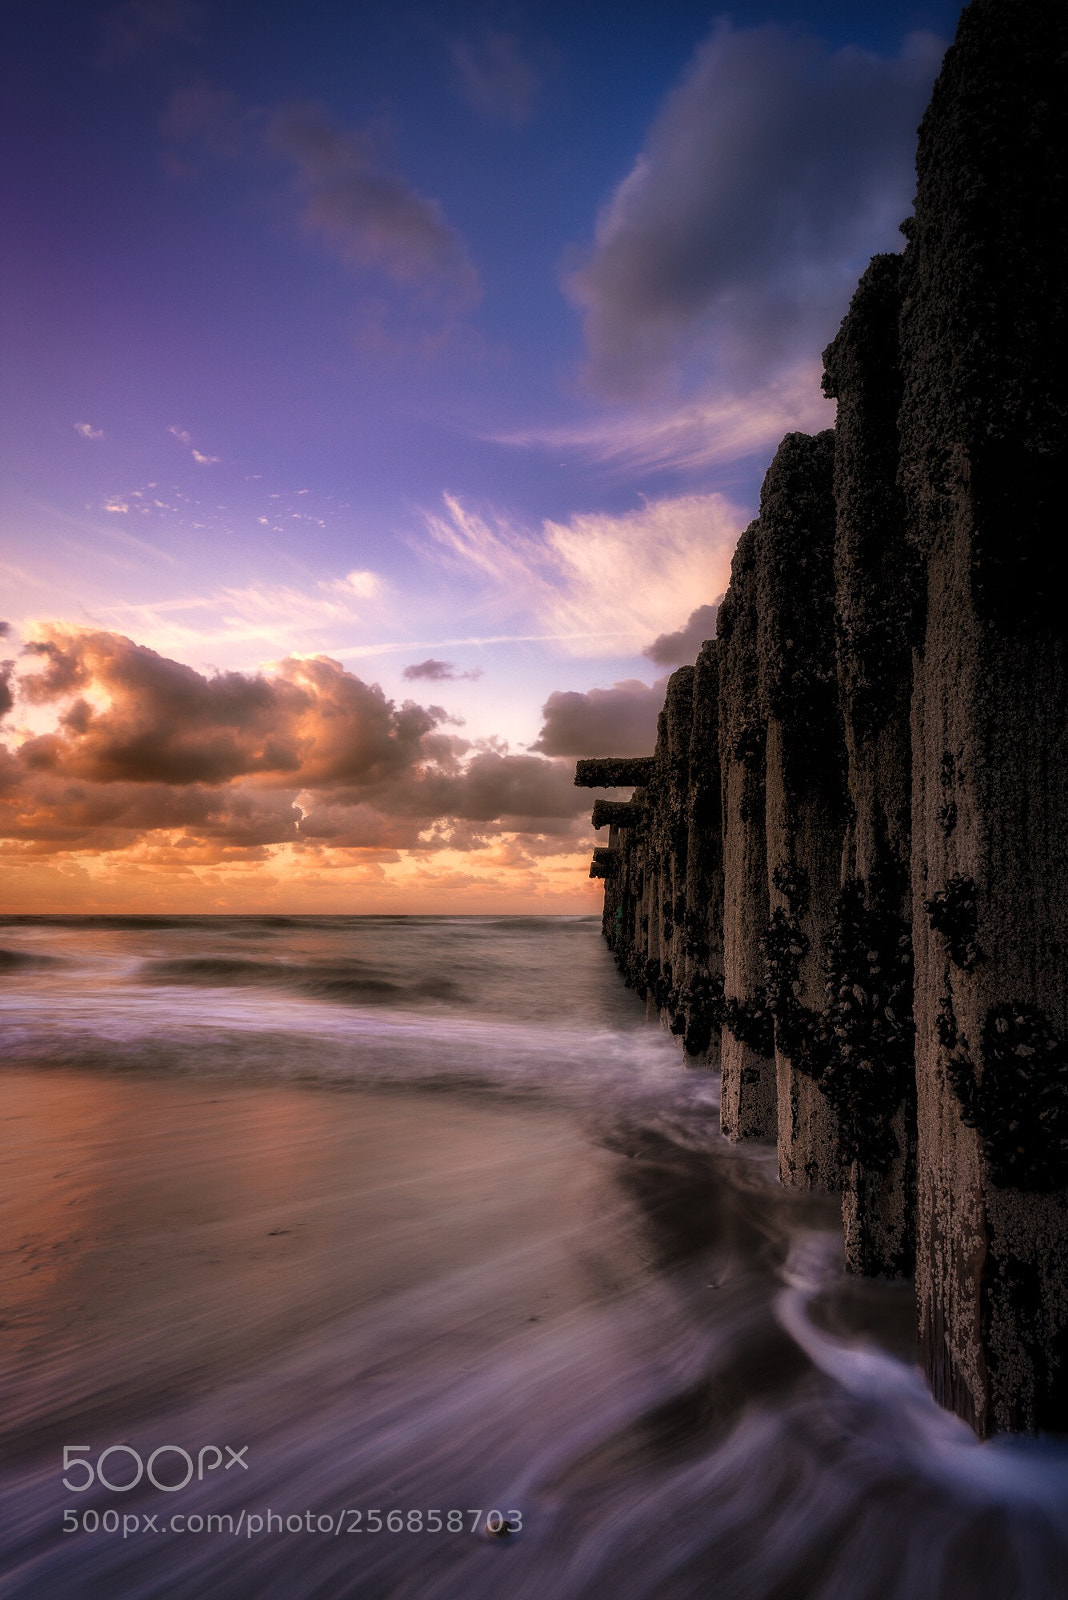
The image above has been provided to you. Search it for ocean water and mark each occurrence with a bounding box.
[1,914,1067,1600]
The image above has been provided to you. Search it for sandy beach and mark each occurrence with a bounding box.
[1,1066,642,1475]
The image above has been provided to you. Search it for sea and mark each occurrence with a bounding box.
[1,914,1067,1599]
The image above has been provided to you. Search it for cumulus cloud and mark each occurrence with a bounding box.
[566,23,942,400]
[450,32,541,126]
[0,661,14,721]
[1,627,588,861]
[417,750,582,824]
[424,490,741,657]
[644,602,719,666]
[0,772,300,854]
[530,679,667,757]
[16,629,443,789]
[402,659,482,682]
[269,105,480,310]
[74,421,105,440]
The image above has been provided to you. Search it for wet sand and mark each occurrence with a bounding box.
[5,1057,1068,1600]
[1,1068,643,1469]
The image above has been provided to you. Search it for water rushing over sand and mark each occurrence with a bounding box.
[1,916,1066,1599]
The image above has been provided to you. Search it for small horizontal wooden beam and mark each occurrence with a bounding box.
[591,798,645,830]
[589,846,620,878]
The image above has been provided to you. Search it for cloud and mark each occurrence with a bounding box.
[161,81,249,161]
[423,489,741,657]
[1,628,590,864]
[644,602,719,666]
[530,679,667,757]
[492,363,830,477]
[15,628,443,789]
[402,659,482,682]
[0,771,301,854]
[450,32,541,126]
[94,569,384,656]
[566,23,942,401]
[74,421,105,441]
[269,105,481,310]
[96,0,201,69]
[329,570,378,600]
[0,660,14,721]
[161,87,480,341]
[448,753,581,823]
[169,424,219,463]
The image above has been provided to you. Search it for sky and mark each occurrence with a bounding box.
[0,0,962,913]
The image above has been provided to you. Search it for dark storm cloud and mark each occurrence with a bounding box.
[450,32,542,127]
[566,23,943,398]
[270,105,481,308]
[643,603,719,666]
[530,679,667,758]
[402,659,483,682]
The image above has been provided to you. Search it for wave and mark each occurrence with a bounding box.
[0,947,63,972]
[137,954,464,1006]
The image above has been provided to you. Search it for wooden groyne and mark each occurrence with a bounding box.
[577,0,1068,1437]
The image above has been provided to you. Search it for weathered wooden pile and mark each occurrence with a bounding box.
[577,0,1068,1438]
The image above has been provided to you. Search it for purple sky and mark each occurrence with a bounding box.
[0,0,962,910]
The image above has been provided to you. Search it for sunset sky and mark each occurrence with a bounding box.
[1,0,960,912]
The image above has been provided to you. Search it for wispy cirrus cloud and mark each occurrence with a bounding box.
[492,361,830,477]
[84,570,385,658]
[422,490,740,657]
[74,421,105,441]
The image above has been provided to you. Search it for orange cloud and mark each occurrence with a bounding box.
[0,625,605,911]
